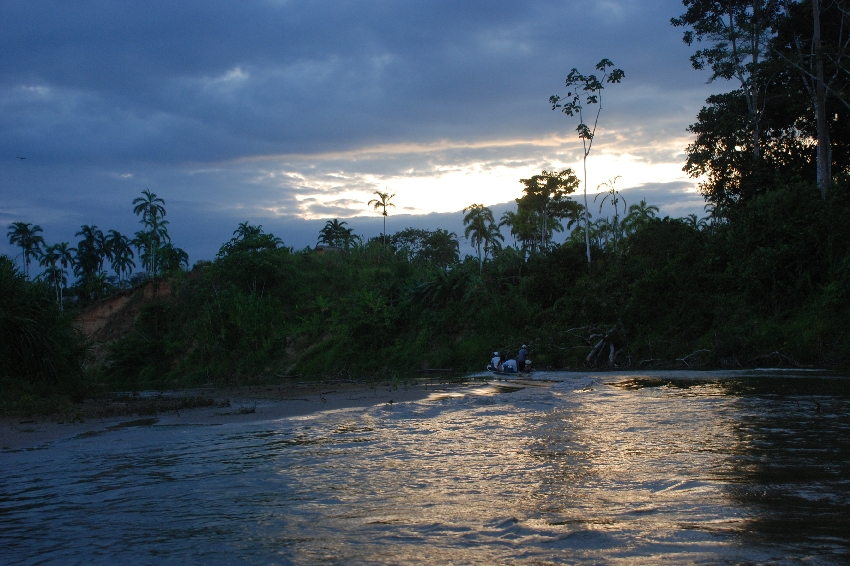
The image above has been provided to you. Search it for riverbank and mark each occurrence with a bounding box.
[1,378,473,451]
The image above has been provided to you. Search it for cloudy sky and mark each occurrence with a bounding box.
[0,0,718,264]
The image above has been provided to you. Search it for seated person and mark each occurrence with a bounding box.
[522,359,533,373]
[489,351,501,371]
[500,358,518,373]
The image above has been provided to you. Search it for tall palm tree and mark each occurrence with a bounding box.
[106,230,135,283]
[592,218,611,247]
[132,189,167,224]
[7,222,45,279]
[133,219,170,277]
[39,244,65,305]
[318,219,353,248]
[483,221,505,262]
[463,204,500,271]
[132,189,169,277]
[73,224,107,278]
[499,210,519,249]
[368,191,395,241]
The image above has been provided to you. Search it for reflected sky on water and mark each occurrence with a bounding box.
[2,371,849,564]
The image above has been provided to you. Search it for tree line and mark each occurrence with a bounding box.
[6,189,188,307]
[4,0,850,409]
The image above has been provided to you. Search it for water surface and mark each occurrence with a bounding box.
[2,370,849,564]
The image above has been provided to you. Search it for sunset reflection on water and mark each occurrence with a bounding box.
[1,371,848,564]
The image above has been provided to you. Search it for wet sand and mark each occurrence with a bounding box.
[0,379,484,451]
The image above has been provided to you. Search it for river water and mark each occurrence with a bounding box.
[2,370,849,565]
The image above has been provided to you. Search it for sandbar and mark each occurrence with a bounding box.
[1,378,485,451]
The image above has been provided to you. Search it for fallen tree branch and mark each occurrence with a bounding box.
[586,339,605,364]
[676,349,710,368]
[748,350,797,366]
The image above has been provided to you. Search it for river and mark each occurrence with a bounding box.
[2,370,849,564]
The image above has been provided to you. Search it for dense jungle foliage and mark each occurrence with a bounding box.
[4,0,850,403]
[90,175,850,391]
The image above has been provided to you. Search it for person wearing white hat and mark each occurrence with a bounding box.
[517,344,529,369]
[489,351,501,371]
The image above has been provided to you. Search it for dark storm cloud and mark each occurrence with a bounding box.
[1,0,719,264]
[0,0,710,165]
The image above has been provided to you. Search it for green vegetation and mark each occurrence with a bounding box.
[5,176,850,405]
[0,257,88,414]
[3,2,850,410]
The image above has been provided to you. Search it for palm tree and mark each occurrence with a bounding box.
[7,222,45,279]
[132,189,167,224]
[73,224,108,278]
[701,203,726,233]
[368,191,395,241]
[483,221,505,262]
[623,199,659,235]
[594,177,627,253]
[106,230,135,283]
[463,204,500,271]
[683,214,700,229]
[39,244,65,305]
[133,219,170,277]
[132,189,169,277]
[233,221,263,241]
[318,219,353,248]
[40,264,66,298]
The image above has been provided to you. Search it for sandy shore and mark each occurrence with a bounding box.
[1,378,492,451]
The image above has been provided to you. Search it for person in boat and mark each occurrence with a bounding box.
[500,358,518,373]
[517,344,528,369]
[522,359,533,373]
[489,351,501,371]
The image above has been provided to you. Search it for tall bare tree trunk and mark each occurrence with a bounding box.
[813,0,831,197]
[583,158,591,268]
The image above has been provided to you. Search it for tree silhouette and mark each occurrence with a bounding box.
[517,169,581,252]
[594,176,627,253]
[132,189,169,277]
[38,243,69,306]
[463,204,501,271]
[551,59,624,265]
[368,191,395,241]
[623,199,659,235]
[318,219,354,249]
[234,221,263,241]
[106,230,136,283]
[7,222,45,279]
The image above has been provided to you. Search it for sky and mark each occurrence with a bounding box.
[0,0,719,266]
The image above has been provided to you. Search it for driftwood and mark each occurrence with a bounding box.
[748,351,798,366]
[582,325,621,367]
[586,338,605,363]
[676,349,710,368]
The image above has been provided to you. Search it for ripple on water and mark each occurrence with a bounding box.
[1,372,849,564]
